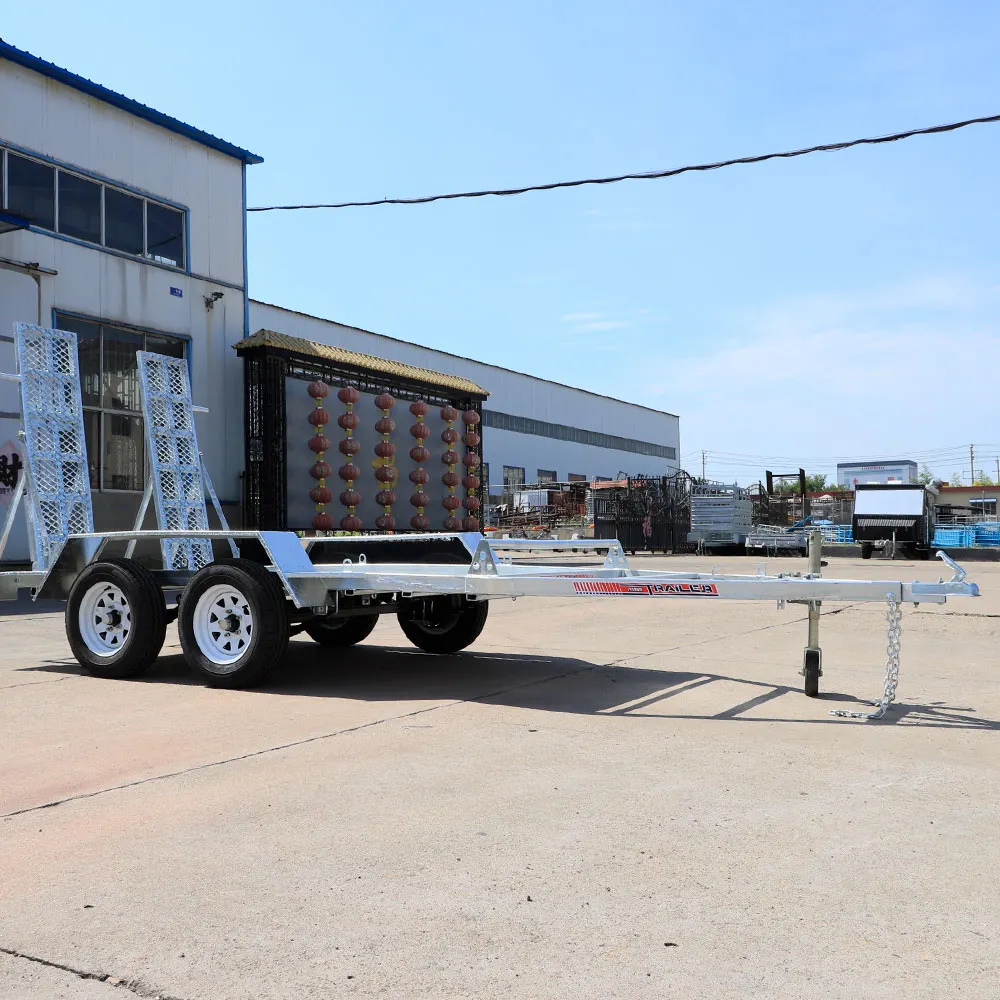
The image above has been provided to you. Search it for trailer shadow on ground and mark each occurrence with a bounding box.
[21,642,1000,731]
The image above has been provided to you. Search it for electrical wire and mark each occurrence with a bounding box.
[248,113,1000,213]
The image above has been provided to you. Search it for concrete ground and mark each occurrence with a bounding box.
[1,553,998,999]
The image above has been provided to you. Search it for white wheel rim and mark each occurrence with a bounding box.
[78,582,132,657]
[192,584,254,671]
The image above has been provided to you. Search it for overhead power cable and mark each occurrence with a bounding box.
[248,112,1000,213]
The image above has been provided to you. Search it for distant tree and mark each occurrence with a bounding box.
[917,464,934,485]
[773,474,827,493]
[950,472,965,486]
[973,470,995,486]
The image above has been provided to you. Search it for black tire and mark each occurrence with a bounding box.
[397,597,489,654]
[803,649,821,698]
[178,560,288,688]
[305,613,379,647]
[860,542,873,560]
[66,558,167,679]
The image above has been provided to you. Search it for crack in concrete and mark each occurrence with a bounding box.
[0,944,186,999]
[1,664,596,821]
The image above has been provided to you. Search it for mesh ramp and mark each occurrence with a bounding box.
[14,323,94,570]
[136,351,214,571]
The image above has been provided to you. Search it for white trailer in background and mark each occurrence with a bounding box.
[0,326,981,721]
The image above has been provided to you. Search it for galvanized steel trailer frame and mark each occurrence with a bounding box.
[0,324,982,718]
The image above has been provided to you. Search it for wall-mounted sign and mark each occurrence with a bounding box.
[170,287,183,298]
[0,440,23,506]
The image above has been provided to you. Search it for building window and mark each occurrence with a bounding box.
[104,188,145,256]
[7,153,55,230]
[55,313,186,492]
[58,171,102,243]
[1,147,186,270]
[484,409,676,460]
[970,498,997,518]
[537,469,556,484]
[146,202,185,267]
[568,473,586,482]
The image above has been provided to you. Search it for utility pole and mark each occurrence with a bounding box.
[970,444,975,486]
[701,450,706,480]
[995,456,999,485]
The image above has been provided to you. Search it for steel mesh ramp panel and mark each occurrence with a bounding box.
[137,351,212,571]
[15,323,94,570]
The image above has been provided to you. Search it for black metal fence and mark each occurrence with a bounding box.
[592,473,694,553]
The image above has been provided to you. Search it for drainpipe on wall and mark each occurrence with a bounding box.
[0,255,57,324]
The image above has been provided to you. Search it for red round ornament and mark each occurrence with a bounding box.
[462,475,480,490]
[462,496,481,511]
[462,452,481,468]
[461,410,481,426]
[337,386,360,405]
[308,408,330,427]
[409,445,430,463]
[375,440,396,458]
[375,489,397,506]
[338,411,360,431]
[374,392,395,411]
[441,427,460,445]
[339,489,361,508]
[440,406,459,422]
[444,515,462,530]
[338,463,360,482]
[308,435,330,453]
[340,514,363,532]
[410,492,430,508]
[409,400,429,417]
[312,512,334,531]
[307,381,329,399]
[462,516,480,531]
[375,416,396,435]
[443,495,461,511]
[310,461,331,480]
[410,514,430,531]
[410,422,431,439]
[409,469,429,485]
[338,438,361,456]
[374,466,398,483]
[441,471,461,488]
[375,513,396,530]
[441,450,460,466]
[462,431,481,447]
[310,486,332,504]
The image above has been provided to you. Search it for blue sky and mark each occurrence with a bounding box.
[6,2,1000,484]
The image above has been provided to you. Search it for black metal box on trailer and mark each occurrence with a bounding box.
[236,330,488,533]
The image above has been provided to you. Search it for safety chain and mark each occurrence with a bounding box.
[831,592,903,721]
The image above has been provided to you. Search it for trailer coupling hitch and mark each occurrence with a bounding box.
[936,550,967,583]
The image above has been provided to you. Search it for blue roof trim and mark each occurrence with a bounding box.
[0,39,263,165]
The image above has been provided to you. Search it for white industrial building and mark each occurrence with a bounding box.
[0,40,679,560]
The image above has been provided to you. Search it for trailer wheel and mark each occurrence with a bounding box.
[397,597,489,654]
[67,558,167,678]
[803,649,821,698]
[860,542,873,560]
[178,560,288,688]
[305,613,379,647]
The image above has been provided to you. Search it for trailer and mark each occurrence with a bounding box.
[853,483,938,559]
[0,325,981,721]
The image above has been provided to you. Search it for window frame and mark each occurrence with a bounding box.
[1,144,189,272]
[54,311,189,494]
